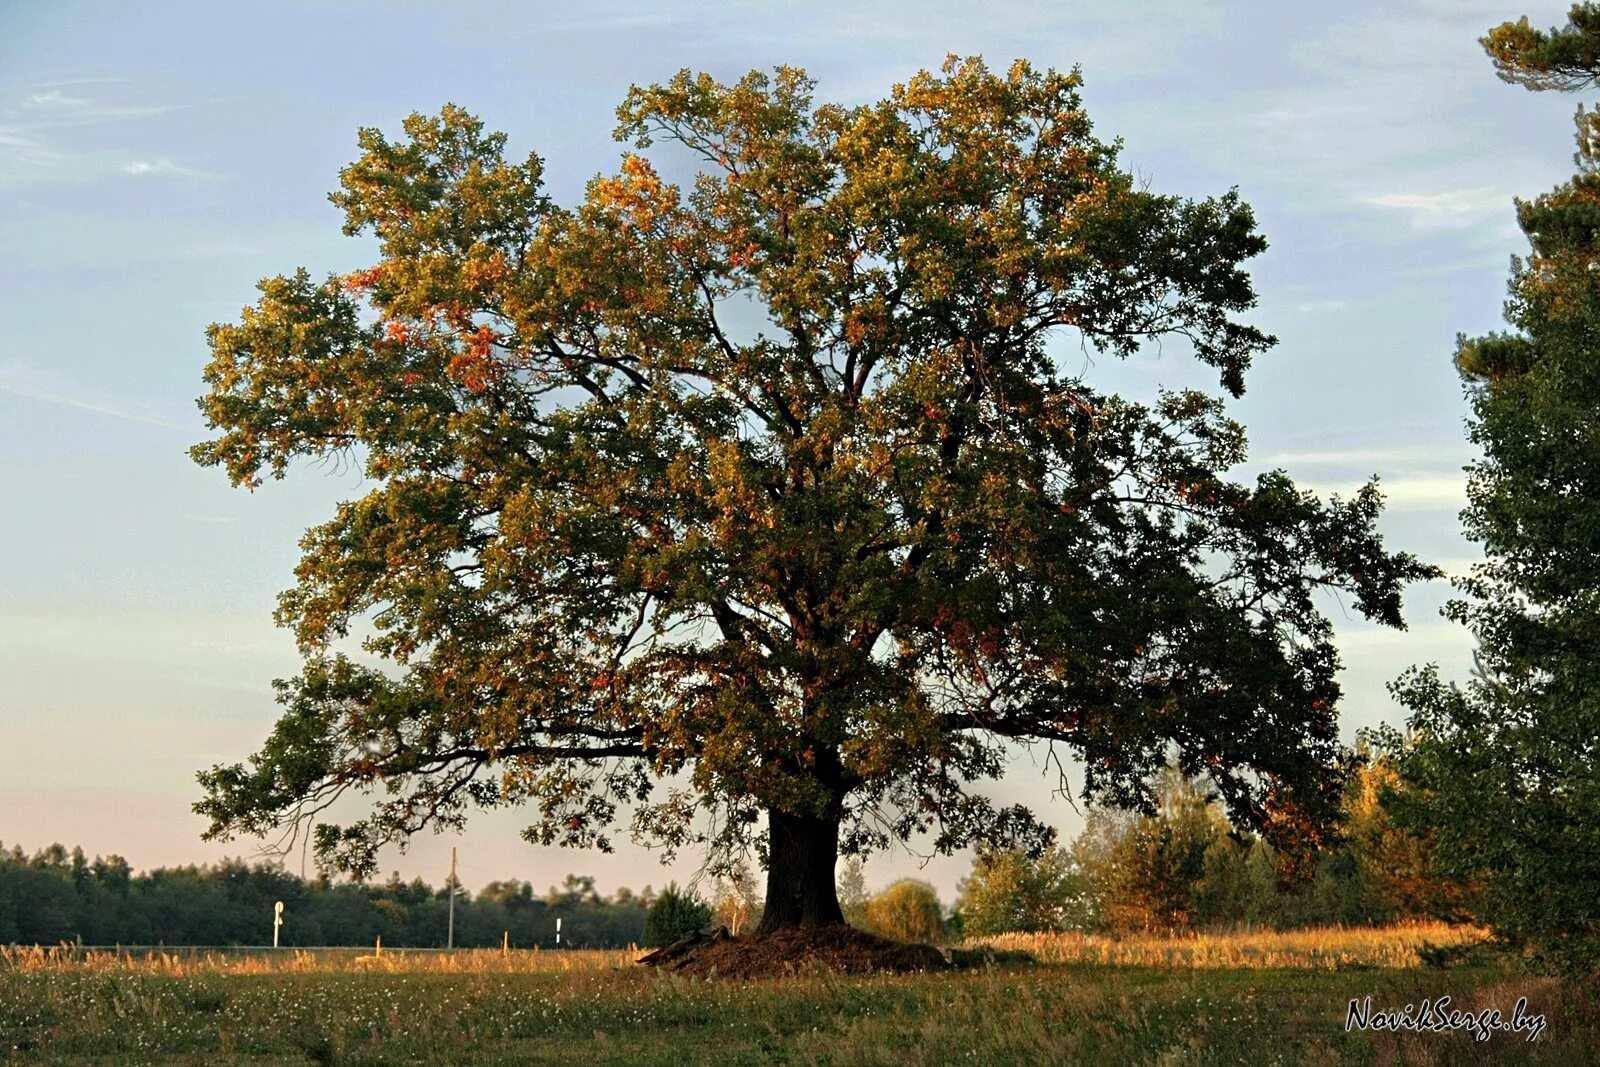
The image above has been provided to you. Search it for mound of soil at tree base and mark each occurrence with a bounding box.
[637,924,953,978]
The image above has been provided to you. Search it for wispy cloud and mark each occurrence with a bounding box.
[1261,442,1470,468]
[543,10,686,32]
[6,100,178,129]
[1255,438,1471,510]
[22,88,91,108]
[0,84,197,188]
[26,76,134,90]
[1362,186,1508,227]
[0,361,190,432]
[1426,556,1485,581]
[1112,0,1562,247]
[121,157,214,179]
[1304,474,1467,511]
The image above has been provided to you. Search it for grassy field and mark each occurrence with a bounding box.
[1,925,1591,1065]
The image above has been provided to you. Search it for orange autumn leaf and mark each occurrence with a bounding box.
[341,265,385,293]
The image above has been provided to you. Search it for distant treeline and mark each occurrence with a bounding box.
[0,845,649,948]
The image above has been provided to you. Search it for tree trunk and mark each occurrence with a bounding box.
[755,806,845,933]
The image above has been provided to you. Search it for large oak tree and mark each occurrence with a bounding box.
[193,58,1432,933]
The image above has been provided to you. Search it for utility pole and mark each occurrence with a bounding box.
[447,847,457,950]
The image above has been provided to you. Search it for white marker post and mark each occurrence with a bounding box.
[447,847,458,950]
[273,901,285,948]
[555,917,562,946]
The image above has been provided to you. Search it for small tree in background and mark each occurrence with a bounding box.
[836,856,870,928]
[643,882,712,947]
[956,846,1083,936]
[864,879,944,944]
[1194,835,1286,929]
[1075,771,1229,932]
[1342,737,1468,924]
[1067,808,1134,933]
[710,860,762,935]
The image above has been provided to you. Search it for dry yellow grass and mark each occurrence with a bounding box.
[0,942,638,976]
[962,920,1486,969]
[1,922,1485,978]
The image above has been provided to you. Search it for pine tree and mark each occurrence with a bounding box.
[643,883,712,947]
[1392,3,1600,971]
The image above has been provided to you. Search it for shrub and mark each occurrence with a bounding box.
[864,880,943,944]
[957,846,1084,936]
[642,883,711,947]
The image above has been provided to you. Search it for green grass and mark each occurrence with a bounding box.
[1,943,1591,1065]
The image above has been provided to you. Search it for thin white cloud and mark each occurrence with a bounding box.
[0,128,69,175]
[182,242,263,259]
[1363,186,1508,227]
[121,157,211,179]
[27,76,134,90]
[545,11,686,31]
[1294,299,1347,313]
[1111,1,1561,247]
[1304,474,1467,511]
[22,89,91,108]
[0,85,193,188]
[0,362,189,431]
[188,637,274,653]
[1261,442,1470,468]
[1426,556,1484,581]
[3,104,178,131]
[0,381,190,431]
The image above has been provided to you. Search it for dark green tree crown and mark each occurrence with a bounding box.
[1393,5,1600,973]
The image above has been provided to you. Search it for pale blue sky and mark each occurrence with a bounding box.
[0,0,1573,899]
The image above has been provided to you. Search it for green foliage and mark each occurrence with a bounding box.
[862,879,944,944]
[955,846,1083,936]
[1340,737,1469,924]
[836,856,869,928]
[1391,6,1600,973]
[643,883,712,947]
[1073,770,1229,932]
[190,57,1433,915]
[1066,765,1461,933]
[1483,4,1600,91]
[710,861,762,935]
[1193,836,1280,929]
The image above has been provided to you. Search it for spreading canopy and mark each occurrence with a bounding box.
[193,58,1431,917]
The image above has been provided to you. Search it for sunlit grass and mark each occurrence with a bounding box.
[962,920,1485,970]
[0,921,1485,978]
[0,943,638,976]
[2,926,1588,1065]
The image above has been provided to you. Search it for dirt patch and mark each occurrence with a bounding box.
[637,924,955,978]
